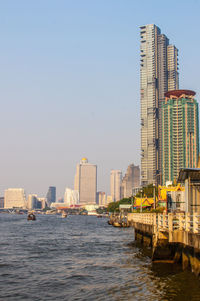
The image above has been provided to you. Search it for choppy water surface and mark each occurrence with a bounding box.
[0,214,200,301]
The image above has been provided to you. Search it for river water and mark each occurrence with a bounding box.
[0,214,200,301]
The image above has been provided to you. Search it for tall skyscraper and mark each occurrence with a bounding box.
[121,164,140,198]
[110,170,122,202]
[4,188,26,209]
[74,158,97,204]
[162,90,199,184]
[46,186,56,206]
[140,24,179,186]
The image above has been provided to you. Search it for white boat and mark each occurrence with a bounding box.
[87,211,98,216]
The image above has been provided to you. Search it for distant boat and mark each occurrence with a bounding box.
[27,213,36,221]
[87,211,98,216]
[61,212,67,218]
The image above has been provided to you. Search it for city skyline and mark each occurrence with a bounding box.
[1,1,200,198]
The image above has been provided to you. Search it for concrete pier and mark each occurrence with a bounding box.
[110,212,200,276]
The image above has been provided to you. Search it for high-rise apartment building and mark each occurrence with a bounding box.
[46,186,56,206]
[110,170,122,202]
[140,24,179,186]
[121,164,140,198]
[74,158,97,204]
[4,188,26,209]
[27,194,42,210]
[162,90,199,184]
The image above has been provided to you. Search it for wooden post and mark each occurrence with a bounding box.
[193,212,198,234]
[185,212,190,232]
[168,213,173,232]
[163,212,166,229]
[153,213,157,233]
[158,213,162,231]
[178,213,184,231]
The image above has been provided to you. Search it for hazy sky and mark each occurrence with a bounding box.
[1,0,200,198]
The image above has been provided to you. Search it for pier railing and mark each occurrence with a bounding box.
[127,212,200,234]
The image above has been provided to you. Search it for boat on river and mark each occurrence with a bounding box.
[27,213,36,221]
[61,212,67,218]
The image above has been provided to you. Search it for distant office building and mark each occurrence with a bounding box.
[46,186,56,206]
[97,192,106,206]
[37,197,47,209]
[27,194,42,210]
[27,194,37,210]
[140,24,179,186]
[121,164,140,198]
[4,188,26,209]
[74,158,97,204]
[162,90,199,184]
[0,197,4,208]
[110,170,122,202]
[64,188,79,206]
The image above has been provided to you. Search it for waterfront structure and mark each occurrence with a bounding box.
[126,211,200,276]
[4,188,26,209]
[162,90,199,184]
[64,188,79,206]
[121,164,140,198]
[110,170,122,202]
[74,158,97,204]
[0,197,4,208]
[158,184,185,211]
[46,186,56,206]
[178,168,200,214]
[97,191,106,206]
[140,24,179,186]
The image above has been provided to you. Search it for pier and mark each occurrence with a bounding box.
[109,212,200,275]
[126,212,200,276]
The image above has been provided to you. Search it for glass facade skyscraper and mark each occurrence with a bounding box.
[46,186,56,206]
[140,24,179,186]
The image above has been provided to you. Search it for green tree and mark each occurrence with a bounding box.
[107,197,133,212]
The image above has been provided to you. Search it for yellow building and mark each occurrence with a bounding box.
[134,197,154,208]
[158,184,185,211]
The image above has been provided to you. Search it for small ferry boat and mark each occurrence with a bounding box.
[27,213,36,221]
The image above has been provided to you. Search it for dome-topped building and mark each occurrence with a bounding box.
[74,158,97,204]
[80,157,88,164]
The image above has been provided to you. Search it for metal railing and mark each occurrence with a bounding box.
[127,212,200,234]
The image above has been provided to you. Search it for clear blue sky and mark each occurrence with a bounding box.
[0,0,200,198]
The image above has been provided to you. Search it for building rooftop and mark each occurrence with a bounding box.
[165,90,196,98]
[177,168,200,183]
